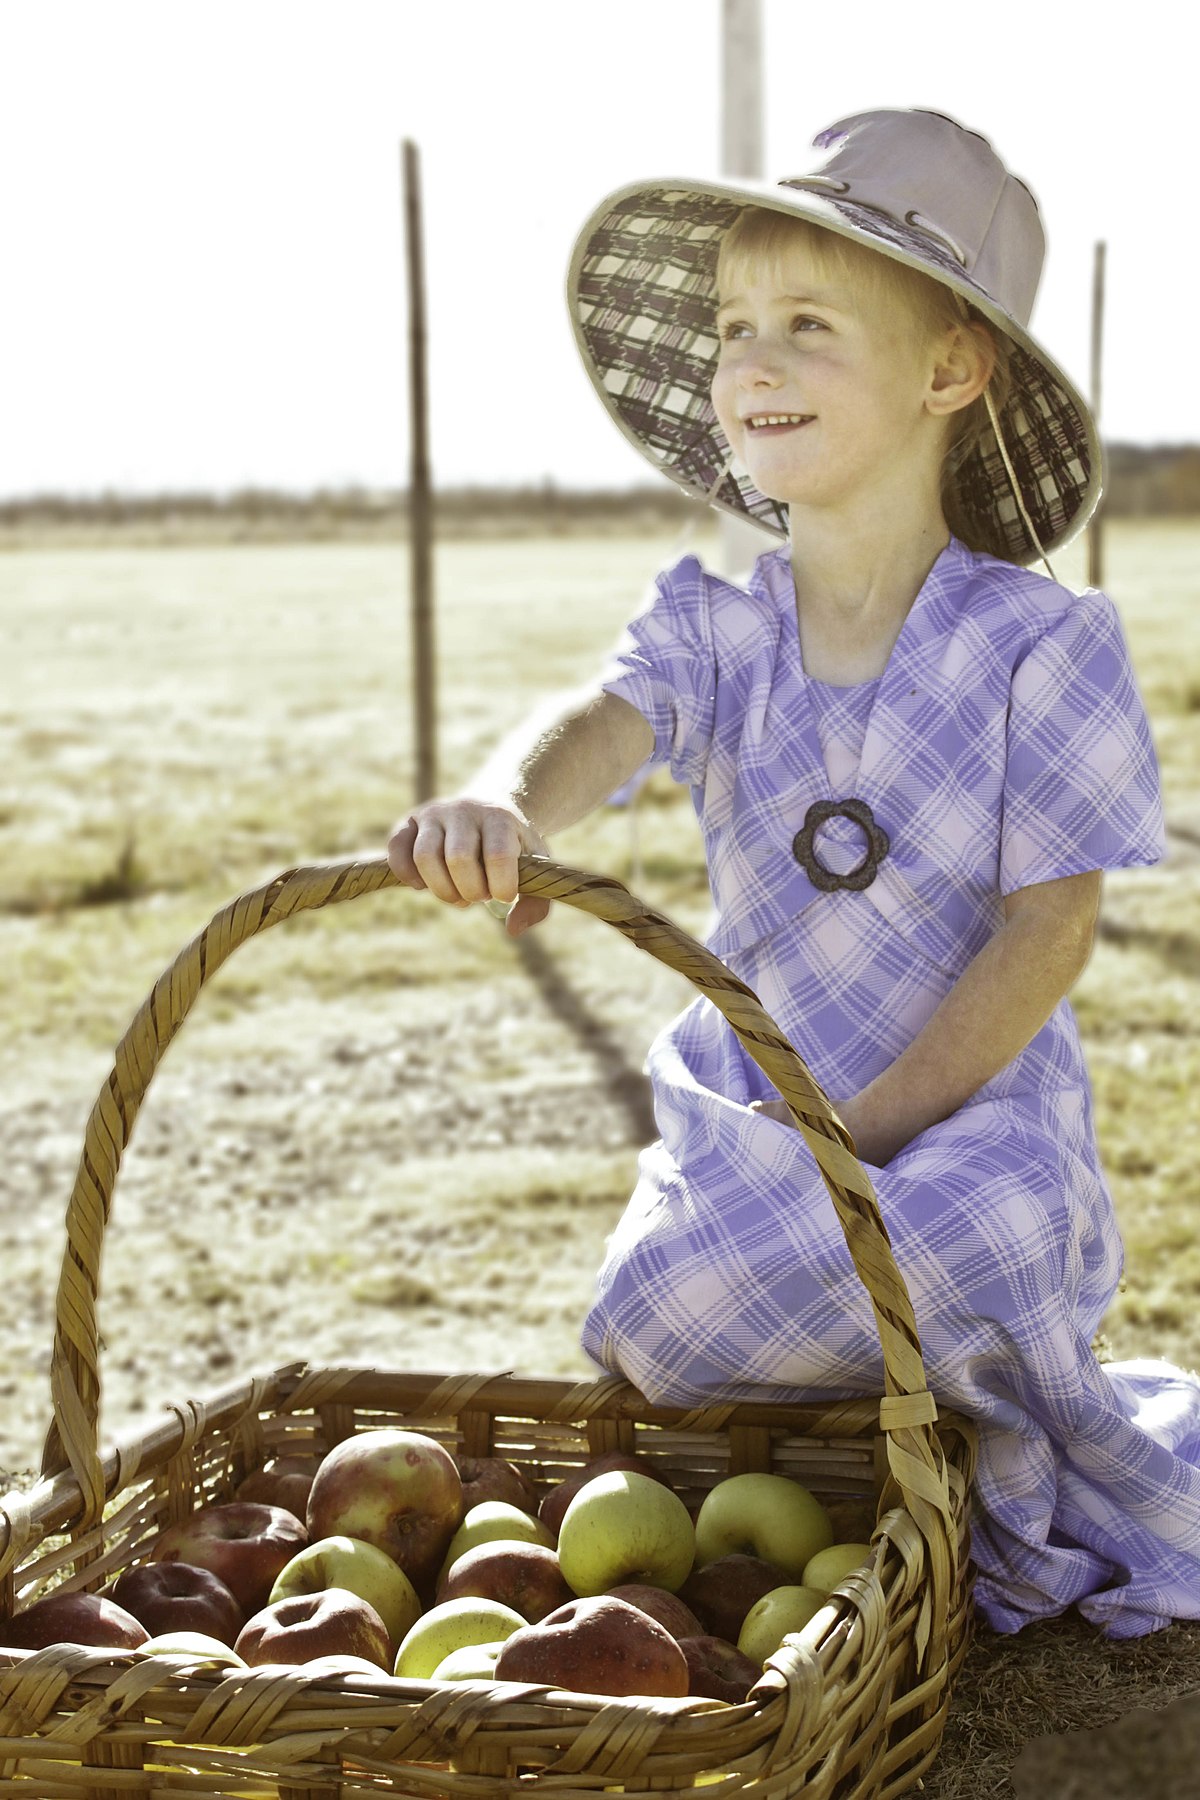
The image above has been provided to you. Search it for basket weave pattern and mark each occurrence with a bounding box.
[1,855,977,1798]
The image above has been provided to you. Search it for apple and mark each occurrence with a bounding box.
[455,1455,539,1517]
[606,1583,703,1642]
[306,1654,392,1678]
[801,1542,873,1593]
[140,1631,246,1668]
[149,1502,307,1617]
[236,1589,393,1670]
[694,1475,832,1581]
[539,1452,676,1541]
[736,1586,828,1667]
[680,1635,762,1702]
[439,1501,554,1582]
[679,1553,793,1643]
[431,1640,505,1681]
[111,1561,244,1646]
[495,1596,688,1698]
[438,1541,573,1623]
[394,1598,527,1681]
[825,1497,878,1543]
[557,1471,694,1597]
[1,1590,148,1651]
[236,1454,323,1523]
[306,1429,463,1595]
[438,1540,575,1627]
[269,1536,421,1648]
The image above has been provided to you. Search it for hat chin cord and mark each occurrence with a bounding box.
[949,290,1059,581]
[981,384,1058,581]
[702,445,740,503]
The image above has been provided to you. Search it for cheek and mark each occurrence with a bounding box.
[710,363,738,425]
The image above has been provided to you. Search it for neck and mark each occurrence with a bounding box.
[788,497,950,626]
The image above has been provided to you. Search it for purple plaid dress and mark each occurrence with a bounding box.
[580,535,1200,1640]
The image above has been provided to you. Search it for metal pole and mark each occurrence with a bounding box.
[717,0,774,583]
[721,0,762,177]
[402,138,437,801]
[1087,239,1106,591]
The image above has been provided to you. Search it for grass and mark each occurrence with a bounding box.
[1,517,1199,1797]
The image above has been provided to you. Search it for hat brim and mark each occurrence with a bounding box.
[565,173,1103,567]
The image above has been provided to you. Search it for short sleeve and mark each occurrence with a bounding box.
[999,588,1167,895]
[594,555,717,790]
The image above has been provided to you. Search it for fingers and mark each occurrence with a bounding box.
[505,893,551,937]
[386,816,425,887]
[476,810,525,905]
[387,801,546,911]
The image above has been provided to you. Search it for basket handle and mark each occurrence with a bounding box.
[42,855,955,1574]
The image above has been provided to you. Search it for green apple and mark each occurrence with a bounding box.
[306,1654,392,1678]
[694,1474,832,1580]
[140,1630,246,1668]
[269,1535,421,1647]
[439,1501,554,1582]
[556,1470,695,1597]
[736,1586,828,1666]
[394,1598,526,1680]
[430,1640,505,1681]
[801,1542,873,1593]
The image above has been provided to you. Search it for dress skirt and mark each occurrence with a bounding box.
[581,975,1200,1639]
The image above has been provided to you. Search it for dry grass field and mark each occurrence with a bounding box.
[2,515,1199,1796]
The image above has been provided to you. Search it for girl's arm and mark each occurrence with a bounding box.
[841,868,1102,1165]
[386,686,654,936]
[757,869,1102,1165]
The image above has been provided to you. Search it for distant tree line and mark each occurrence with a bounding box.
[2,447,1198,539]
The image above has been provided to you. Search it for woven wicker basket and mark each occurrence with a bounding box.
[1,854,977,1799]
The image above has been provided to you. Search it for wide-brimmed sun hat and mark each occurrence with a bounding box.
[565,108,1101,568]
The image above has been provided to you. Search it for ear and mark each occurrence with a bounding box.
[925,321,996,419]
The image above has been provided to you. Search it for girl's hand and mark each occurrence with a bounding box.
[748,1092,902,1168]
[386,798,552,937]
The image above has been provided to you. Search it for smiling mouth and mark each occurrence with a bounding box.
[744,415,814,435]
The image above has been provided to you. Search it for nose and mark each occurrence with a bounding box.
[735,341,786,389]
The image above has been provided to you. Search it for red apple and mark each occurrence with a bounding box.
[680,1634,762,1702]
[149,1502,307,1616]
[306,1429,463,1596]
[111,1561,244,1646]
[236,1589,392,1670]
[236,1455,323,1523]
[1,1590,148,1651]
[494,1595,688,1698]
[455,1455,540,1517]
[539,1453,677,1541]
[438,1541,574,1623]
[606,1583,704,1642]
[679,1553,793,1644]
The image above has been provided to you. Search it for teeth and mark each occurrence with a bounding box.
[748,414,808,427]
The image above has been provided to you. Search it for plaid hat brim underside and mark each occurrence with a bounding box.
[568,185,1102,566]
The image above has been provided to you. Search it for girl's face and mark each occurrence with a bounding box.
[711,239,948,520]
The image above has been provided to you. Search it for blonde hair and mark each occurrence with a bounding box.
[715,209,1011,550]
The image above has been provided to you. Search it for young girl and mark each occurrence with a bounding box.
[387,109,1200,1641]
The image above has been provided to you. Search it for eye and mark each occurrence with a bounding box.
[717,315,826,341]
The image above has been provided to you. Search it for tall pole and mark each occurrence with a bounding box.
[402,138,437,802]
[717,0,773,582]
[721,0,762,176]
[1087,239,1106,591]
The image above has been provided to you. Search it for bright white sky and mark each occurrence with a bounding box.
[5,0,1195,499]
